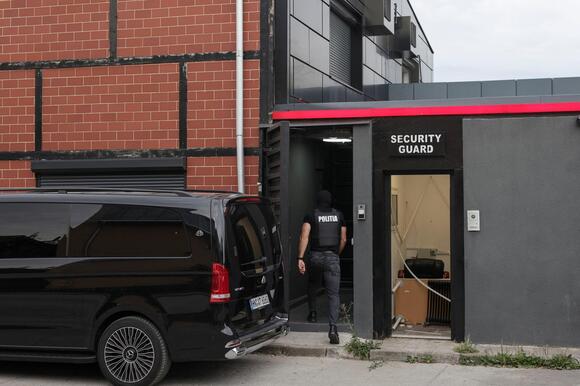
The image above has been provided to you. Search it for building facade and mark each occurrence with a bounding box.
[3,0,579,348]
[0,0,261,193]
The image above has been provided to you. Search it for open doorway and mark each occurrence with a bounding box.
[390,174,452,340]
[287,127,353,332]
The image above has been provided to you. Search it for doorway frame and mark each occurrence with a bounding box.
[264,120,375,338]
[375,168,465,341]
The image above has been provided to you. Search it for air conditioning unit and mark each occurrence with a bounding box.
[365,0,395,36]
[391,16,418,59]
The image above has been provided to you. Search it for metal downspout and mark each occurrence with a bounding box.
[236,0,245,193]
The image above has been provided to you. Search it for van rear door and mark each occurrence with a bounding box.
[224,198,284,332]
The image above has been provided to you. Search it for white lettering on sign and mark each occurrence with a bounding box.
[390,134,442,144]
[398,144,434,154]
[389,133,444,155]
[318,215,338,223]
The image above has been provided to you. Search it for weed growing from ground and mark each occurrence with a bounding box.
[344,336,381,360]
[454,336,479,354]
[459,350,580,370]
[406,354,434,364]
[368,360,384,371]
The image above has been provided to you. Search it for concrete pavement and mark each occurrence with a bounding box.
[260,332,580,365]
[0,355,578,385]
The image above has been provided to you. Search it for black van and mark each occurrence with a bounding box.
[0,188,288,386]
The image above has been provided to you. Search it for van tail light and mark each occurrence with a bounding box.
[210,263,231,303]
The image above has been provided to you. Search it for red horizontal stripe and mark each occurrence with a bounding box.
[272,102,580,120]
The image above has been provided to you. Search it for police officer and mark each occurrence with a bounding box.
[297,190,347,344]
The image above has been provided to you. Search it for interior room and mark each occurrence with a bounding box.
[287,127,354,332]
[390,174,452,339]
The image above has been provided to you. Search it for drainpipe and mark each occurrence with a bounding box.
[235,0,245,193]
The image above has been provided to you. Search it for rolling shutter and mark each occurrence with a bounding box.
[32,158,186,190]
[38,173,185,190]
[329,11,352,85]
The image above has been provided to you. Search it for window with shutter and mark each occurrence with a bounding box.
[329,10,352,85]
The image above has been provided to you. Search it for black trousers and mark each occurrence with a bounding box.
[307,250,341,326]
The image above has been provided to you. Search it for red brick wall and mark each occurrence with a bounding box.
[43,64,179,151]
[118,0,260,57]
[0,0,109,62]
[0,70,35,152]
[187,156,259,194]
[187,59,260,148]
[0,161,35,188]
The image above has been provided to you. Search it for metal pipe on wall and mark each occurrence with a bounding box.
[235,0,245,193]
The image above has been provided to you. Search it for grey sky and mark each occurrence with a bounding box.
[411,0,580,82]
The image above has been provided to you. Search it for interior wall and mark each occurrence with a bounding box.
[391,175,451,283]
[288,136,327,303]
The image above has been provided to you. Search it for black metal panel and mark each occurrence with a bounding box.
[274,0,290,104]
[450,168,465,341]
[109,0,118,59]
[372,116,464,340]
[263,121,290,312]
[34,69,42,152]
[0,51,261,71]
[259,0,275,124]
[179,63,188,149]
[38,173,185,190]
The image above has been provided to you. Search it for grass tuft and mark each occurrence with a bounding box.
[344,336,381,360]
[407,354,434,364]
[459,350,580,370]
[454,337,479,354]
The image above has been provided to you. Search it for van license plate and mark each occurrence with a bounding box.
[249,294,270,311]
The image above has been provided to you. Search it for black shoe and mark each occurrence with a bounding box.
[307,311,317,323]
[329,325,339,345]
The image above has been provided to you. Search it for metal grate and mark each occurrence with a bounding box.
[426,281,451,325]
[38,173,185,190]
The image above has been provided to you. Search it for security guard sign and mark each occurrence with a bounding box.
[388,132,446,157]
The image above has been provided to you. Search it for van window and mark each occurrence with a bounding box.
[0,203,69,258]
[69,204,190,258]
[227,202,281,269]
[184,212,213,266]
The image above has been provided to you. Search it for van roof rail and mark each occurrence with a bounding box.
[0,187,240,197]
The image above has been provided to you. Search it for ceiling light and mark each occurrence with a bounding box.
[323,137,352,143]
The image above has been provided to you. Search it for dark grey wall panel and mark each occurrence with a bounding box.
[516,78,552,96]
[463,115,580,347]
[353,123,373,339]
[387,83,414,100]
[413,82,447,100]
[553,77,580,95]
[290,17,309,63]
[482,80,516,97]
[292,59,323,102]
[447,82,482,99]
[310,29,330,74]
[293,0,323,35]
[323,76,347,102]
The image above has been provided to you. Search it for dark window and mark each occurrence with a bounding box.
[69,204,190,258]
[384,0,392,21]
[184,212,213,266]
[329,3,362,90]
[0,203,69,258]
[410,22,417,48]
[227,203,281,269]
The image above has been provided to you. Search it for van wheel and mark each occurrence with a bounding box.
[97,316,171,386]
